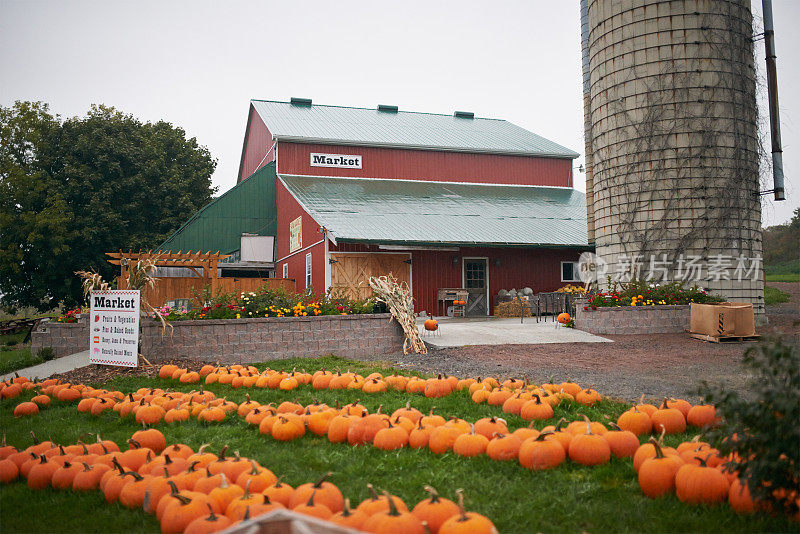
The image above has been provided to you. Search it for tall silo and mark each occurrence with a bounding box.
[583,0,766,321]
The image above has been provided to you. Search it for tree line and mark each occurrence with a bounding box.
[0,101,217,312]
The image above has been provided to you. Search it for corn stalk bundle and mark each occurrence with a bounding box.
[369,274,427,355]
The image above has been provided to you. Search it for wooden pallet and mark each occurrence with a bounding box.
[689,333,760,343]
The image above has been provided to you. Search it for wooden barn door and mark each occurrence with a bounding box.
[330,253,411,300]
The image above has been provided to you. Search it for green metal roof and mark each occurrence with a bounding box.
[158,163,277,253]
[279,175,588,247]
[252,100,579,159]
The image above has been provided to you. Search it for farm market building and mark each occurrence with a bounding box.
[160,99,589,316]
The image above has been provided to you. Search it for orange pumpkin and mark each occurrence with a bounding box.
[557,312,571,324]
[424,318,439,331]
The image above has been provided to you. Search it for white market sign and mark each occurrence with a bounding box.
[310,153,362,169]
[89,290,140,367]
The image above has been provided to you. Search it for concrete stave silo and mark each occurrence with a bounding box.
[582,0,765,321]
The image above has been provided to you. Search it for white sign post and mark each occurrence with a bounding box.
[89,290,140,367]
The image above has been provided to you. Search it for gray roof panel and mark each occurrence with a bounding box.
[280,175,588,247]
[253,100,579,158]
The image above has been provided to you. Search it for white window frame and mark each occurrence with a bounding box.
[305,253,312,288]
[561,261,581,283]
[461,257,489,316]
[282,263,288,279]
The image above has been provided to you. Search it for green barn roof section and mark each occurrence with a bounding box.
[158,162,277,254]
[279,174,589,248]
[251,100,580,159]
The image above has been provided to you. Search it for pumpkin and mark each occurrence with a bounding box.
[617,406,653,435]
[438,490,498,534]
[227,494,285,522]
[208,473,244,513]
[518,432,566,470]
[675,459,730,505]
[409,420,433,449]
[603,423,641,458]
[0,458,19,483]
[289,472,343,513]
[272,415,305,441]
[31,394,50,406]
[633,430,678,472]
[486,433,522,461]
[348,408,389,446]
[27,455,59,489]
[291,490,333,520]
[161,492,219,534]
[184,503,232,534]
[14,401,39,417]
[453,426,489,457]
[411,486,459,534]
[651,398,687,435]
[568,415,610,466]
[362,492,423,533]
[520,395,554,421]
[638,438,684,498]
[424,319,439,331]
[236,459,277,492]
[51,461,83,489]
[557,312,571,324]
[263,478,294,507]
[687,404,719,428]
[330,497,370,530]
[472,417,508,439]
[119,472,154,509]
[72,462,111,491]
[357,483,409,516]
[728,477,756,514]
[131,426,167,453]
[373,422,410,451]
[428,426,464,454]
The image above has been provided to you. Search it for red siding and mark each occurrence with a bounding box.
[332,242,582,314]
[276,179,326,297]
[238,105,274,182]
[277,142,573,187]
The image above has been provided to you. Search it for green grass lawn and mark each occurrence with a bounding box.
[0,332,40,375]
[765,258,800,282]
[764,285,791,306]
[0,356,795,533]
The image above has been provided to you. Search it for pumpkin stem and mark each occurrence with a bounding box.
[205,502,219,521]
[658,427,666,444]
[608,422,622,431]
[219,472,229,488]
[124,471,144,481]
[660,397,669,409]
[163,467,170,478]
[578,413,593,435]
[367,483,379,501]
[243,506,251,521]
[112,457,125,474]
[423,485,441,503]
[196,443,210,455]
[218,445,228,460]
[555,418,568,431]
[649,437,665,459]
[341,497,353,517]
[262,494,272,505]
[241,479,252,499]
[30,430,40,445]
[81,462,92,471]
[384,491,401,516]
[163,454,173,465]
[455,489,468,521]
[306,489,317,507]
[314,471,332,488]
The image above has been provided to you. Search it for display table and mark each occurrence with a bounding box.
[436,288,469,317]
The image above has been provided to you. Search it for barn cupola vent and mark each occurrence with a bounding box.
[377,104,399,113]
[290,97,312,106]
[453,111,474,119]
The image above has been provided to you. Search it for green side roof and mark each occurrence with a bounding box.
[158,163,277,253]
[279,175,588,248]
[252,100,579,159]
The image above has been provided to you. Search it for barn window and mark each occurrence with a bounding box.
[305,253,312,288]
[561,261,580,282]
[282,263,288,278]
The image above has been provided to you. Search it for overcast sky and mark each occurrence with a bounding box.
[1,0,797,226]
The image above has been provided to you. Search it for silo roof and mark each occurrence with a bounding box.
[252,100,579,159]
[279,174,589,248]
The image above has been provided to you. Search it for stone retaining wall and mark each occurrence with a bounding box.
[575,304,690,335]
[32,314,405,363]
[31,316,89,358]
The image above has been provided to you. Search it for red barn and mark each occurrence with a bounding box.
[172,98,589,316]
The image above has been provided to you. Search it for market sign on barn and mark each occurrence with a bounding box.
[289,216,302,253]
[310,153,362,169]
[89,290,140,367]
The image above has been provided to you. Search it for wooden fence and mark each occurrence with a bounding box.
[143,277,296,308]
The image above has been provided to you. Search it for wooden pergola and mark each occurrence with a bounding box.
[106,250,232,296]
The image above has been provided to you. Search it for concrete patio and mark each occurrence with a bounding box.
[417,316,612,348]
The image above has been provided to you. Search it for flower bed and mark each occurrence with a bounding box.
[586,280,722,308]
[162,287,376,321]
[575,302,690,335]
